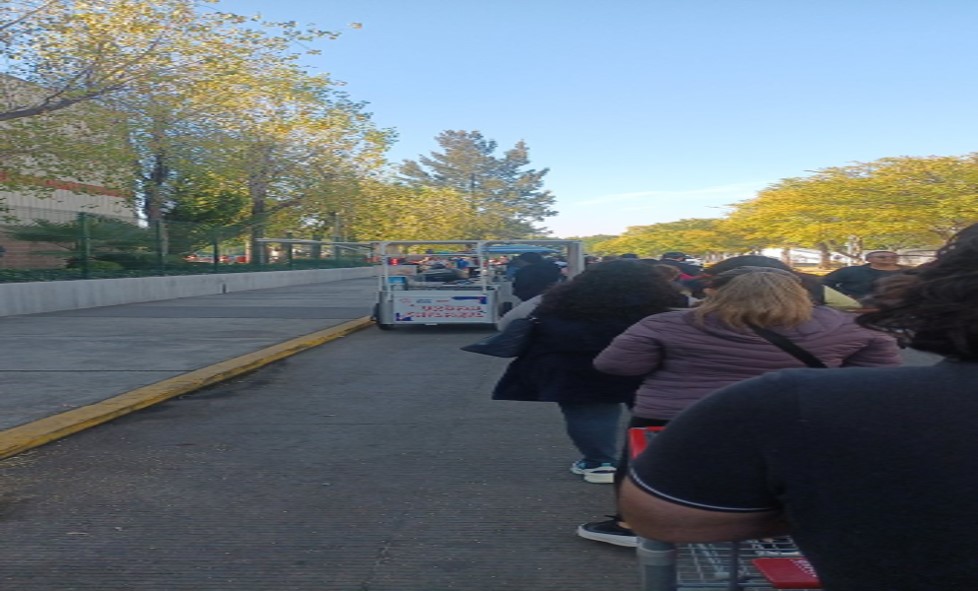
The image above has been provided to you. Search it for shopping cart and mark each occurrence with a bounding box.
[628,427,823,591]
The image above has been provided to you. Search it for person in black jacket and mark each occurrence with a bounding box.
[821,251,907,301]
[492,260,683,484]
[658,251,702,278]
[512,253,563,301]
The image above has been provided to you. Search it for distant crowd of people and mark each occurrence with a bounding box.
[481,227,978,589]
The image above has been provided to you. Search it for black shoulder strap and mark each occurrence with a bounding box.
[748,324,828,368]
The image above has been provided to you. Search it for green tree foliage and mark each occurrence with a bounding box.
[563,234,617,255]
[591,218,755,259]
[210,82,392,257]
[399,130,556,238]
[726,154,978,262]
[0,78,134,199]
[0,0,339,122]
[539,155,978,261]
[341,180,477,241]
[164,170,252,255]
[0,0,392,259]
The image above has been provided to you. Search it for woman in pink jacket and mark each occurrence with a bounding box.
[577,265,902,547]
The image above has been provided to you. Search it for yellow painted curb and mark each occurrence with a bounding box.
[0,316,375,460]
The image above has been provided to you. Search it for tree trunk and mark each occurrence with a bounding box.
[847,235,864,260]
[248,146,274,264]
[142,150,169,256]
[816,242,832,268]
[249,194,266,264]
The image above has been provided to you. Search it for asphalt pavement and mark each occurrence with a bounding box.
[0,278,943,590]
[0,276,642,590]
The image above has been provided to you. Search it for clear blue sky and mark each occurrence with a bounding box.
[226,0,978,238]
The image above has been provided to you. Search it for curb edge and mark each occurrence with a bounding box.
[0,316,375,460]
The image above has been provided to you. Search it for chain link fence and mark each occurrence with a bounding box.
[0,203,371,283]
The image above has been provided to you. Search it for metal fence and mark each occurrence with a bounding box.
[0,203,370,283]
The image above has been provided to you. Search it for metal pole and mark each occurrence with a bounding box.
[332,212,340,260]
[77,212,91,279]
[286,232,294,270]
[636,538,677,591]
[311,233,323,261]
[155,220,166,275]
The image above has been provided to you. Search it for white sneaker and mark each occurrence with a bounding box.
[570,461,617,484]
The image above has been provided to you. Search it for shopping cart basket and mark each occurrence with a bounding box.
[628,427,822,591]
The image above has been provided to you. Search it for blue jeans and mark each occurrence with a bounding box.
[557,402,626,466]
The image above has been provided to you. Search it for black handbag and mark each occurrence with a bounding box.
[460,316,537,358]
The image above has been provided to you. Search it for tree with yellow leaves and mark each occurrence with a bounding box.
[725,155,978,264]
[591,218,756,260]
[1,0,393,260]
[0,0,339,121]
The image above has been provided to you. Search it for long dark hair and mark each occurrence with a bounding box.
[534,260,680,322]
[858,223,978,359]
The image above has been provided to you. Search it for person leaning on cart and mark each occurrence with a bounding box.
[620,222,978,591]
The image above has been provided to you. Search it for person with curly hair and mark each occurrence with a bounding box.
[491,260,684,484]
[618,222,978,590]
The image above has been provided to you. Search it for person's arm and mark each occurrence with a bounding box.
[841,332,903,367]
[621,479,790,542]
[593,320,664,376]
[820,267,846,291]
[622,373,795,542]
[496,295,541,330]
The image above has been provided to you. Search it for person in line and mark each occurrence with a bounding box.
[689,255,860,309]
[620,223,978,590]
[821,250,906,301]
[657,251,702,278]
[647,263,697,307]
[504,251,538,279]
[492,260,684,484]
[576,266,902,546]
[511,252,562,301]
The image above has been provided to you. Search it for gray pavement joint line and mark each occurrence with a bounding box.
[0,316,375,460]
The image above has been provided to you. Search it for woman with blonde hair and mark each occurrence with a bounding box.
[577,266,902,547]
[692,266,815,328]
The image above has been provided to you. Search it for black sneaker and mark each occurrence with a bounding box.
[577,518,638,547]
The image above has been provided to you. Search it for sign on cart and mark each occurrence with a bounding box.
[393,295,491,323]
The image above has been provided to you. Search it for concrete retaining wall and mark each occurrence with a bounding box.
[0,267,376,317]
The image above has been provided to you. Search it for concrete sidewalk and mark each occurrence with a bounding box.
[0,277,380,459]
